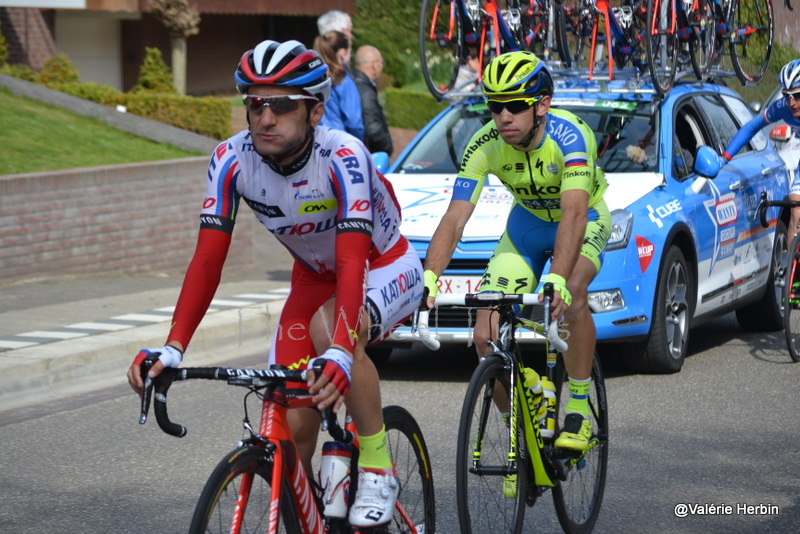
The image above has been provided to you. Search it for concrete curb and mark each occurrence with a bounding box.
[0,298,287,413]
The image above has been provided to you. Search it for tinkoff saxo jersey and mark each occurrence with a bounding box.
[452,107,608,222]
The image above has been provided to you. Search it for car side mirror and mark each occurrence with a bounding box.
[693,145,725,178]
[372,152,390,173]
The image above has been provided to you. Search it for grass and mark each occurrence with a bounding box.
[0,88,202,175]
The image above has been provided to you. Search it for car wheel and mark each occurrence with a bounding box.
[735,219,788,332]
[366,345,393,366]
[640,246,693,373]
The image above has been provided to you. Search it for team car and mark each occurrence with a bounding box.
[372,79,791,373]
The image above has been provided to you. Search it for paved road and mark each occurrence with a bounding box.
[2,310,799,533]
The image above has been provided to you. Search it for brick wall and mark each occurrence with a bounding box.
[0,8,56,70]
[0,159,260,280]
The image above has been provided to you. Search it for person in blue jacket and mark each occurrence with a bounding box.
[723,59,800,234]
[314,31,365,140]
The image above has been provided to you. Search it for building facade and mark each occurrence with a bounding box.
[1,0,355,94]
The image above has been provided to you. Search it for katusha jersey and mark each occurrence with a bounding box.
[201,125,403,273]
[452,107,608,222]
[168,125,409,354]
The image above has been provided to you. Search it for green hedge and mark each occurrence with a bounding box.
[384,87,447,130]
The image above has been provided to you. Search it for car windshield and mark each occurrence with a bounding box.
[396,99,657,174]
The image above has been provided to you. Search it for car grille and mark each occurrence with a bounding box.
[443,258,489,273]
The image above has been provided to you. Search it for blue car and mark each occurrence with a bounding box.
[376,79,791,373]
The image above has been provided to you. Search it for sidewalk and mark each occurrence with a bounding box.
[0,270,291,414]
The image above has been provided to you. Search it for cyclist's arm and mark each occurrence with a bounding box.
[328,144,377,354]
[550,188,589,282]
[168,143,241,349]
[723,104,773,160]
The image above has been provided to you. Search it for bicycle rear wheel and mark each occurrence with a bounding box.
[552,356,609,534]
[189,445,302,534]
[420,0,464,99]
[383,405,437,533]
[785,233,800,363]
[555,0,594,69]
[646,0,680,96]
[728,0,773,85]
[456,355,527,534]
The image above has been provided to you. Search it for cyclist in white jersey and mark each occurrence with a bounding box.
[126,40,422,528]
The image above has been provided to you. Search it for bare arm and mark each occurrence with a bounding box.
[424,199,477,276]
[550,188,588,281]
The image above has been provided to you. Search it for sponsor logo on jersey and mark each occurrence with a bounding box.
[298,199,337,214]
[336,147,365,184]
[336,218,373,235]
[460,128,502,172]
[380,269,422,307]
[245,198,286,218]
[272,218,336,235]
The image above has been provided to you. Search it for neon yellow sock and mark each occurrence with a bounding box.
[565,377,591,418]
[357,425,393,471]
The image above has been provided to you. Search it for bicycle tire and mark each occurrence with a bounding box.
[456,355,527,534]
[785,232,800,363]
[383,405,437,533]
[189,445,302,534]
[420,0,464,100]
[551,355,609,534]
[728,0,773,85]
[687,0,716,80]
[555,0,594,69]
[646,0,680,96]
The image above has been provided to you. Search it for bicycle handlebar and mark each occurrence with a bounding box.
[138,361,354,443]
[414,286,569,353]
[755,191,800,228]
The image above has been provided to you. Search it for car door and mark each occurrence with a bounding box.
[675,96,749,316]
[696,93,785,312]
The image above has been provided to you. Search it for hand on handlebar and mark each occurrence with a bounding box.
[127,345,183,398]
[539,274,571,319]
[307,347,353,412]
[423,270,439,309]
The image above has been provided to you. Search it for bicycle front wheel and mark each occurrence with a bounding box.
[456,355,527,534]
[646,0,680,96]
[383,405,437,533]
[728,0,773,85]
[687,0,716,80]
[189,446,301,534]
[420,0,463,99]
[785,232,800,363]
[552,356,609,534]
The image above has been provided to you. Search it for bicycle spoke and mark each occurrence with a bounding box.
[728,0,774,85]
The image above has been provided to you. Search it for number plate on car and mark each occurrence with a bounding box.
[437,275,483,294]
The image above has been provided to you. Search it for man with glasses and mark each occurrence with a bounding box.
[422,51,610,452]
[126,40,422,529]
[723,59,800,234]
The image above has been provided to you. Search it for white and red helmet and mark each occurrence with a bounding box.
[235,40,331,103]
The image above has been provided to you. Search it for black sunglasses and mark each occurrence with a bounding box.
[486,97,540,115]
[242,94,319,114]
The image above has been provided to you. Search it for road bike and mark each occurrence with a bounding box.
[137,358,436,533]
[555,0,648,83]
[419,0,554,100]
[414,284,608,533]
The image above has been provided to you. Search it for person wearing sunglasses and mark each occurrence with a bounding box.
[126,39,422,529]
[722,59,800,235]
[422,51,610,453]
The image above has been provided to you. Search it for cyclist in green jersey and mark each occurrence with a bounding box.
[423,51,611,452]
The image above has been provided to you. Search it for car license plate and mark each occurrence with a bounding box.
[438,275,483,294]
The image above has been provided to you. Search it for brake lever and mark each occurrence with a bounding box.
[138,353,159,424]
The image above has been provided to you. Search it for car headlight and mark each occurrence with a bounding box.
[605,209,632,251]
[587,289,625,313]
